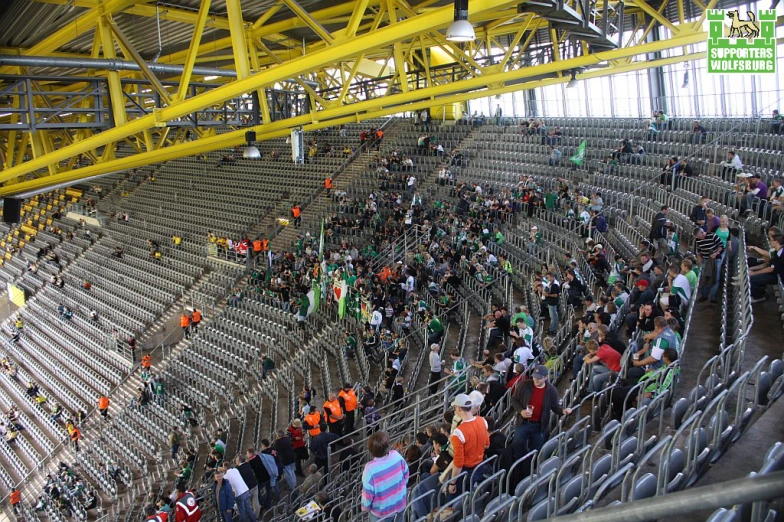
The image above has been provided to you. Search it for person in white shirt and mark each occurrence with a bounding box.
[578,206,591,226]
[665,264,692,306]
[512,343,533,366]
[405,273,415,294]
[510,318,534,348]
[492,353,512,375]
[429,344,442,393]
[721,150,743,175]
[407,176,416,198]
[370,308,383,329]
[223,465,256,522]
[486,252,498,266]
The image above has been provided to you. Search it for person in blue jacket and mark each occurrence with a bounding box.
[213,469,235,522]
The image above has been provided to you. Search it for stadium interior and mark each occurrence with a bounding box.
[0,0,783,520]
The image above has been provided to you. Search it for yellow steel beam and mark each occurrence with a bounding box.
[109,19,172,105]
[0,0,146,74]
[29,131,58,176]
[628,0,680,34]
[96,16,127,127]
[250,40,274,123]
[387,0,410,93]
[337,55,365,104]
[252,2,284,30]
[3,93,21,170]
[281,0,335,44]
[15,134,29,170]
[1,30,706,193]
[226,0,252,80]
[343,0,372,39]
[175,0,212,102]
[0,0,520,183]
[127,3,228,30]
[692,0,720,28]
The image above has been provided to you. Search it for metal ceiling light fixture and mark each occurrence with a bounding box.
[446,0,475,42]
[566,71,578,88]
[243,130,260,159]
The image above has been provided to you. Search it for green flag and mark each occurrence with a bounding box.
[570,140,587,166]
[312,279,321,314]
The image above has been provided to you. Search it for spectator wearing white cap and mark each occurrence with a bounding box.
[527,226,543,255]
[444,393,489,495]
[510,365,572,455]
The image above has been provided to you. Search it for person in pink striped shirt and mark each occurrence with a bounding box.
[361,431,409,521]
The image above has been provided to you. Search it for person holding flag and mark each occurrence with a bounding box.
[570,140,587,166]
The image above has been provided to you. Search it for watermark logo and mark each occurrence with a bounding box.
[707,9,776,74]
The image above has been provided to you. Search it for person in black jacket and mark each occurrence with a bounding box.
[310,423,339,472]
[544,273,561,335]
[390,376,405,404]
[510,365,572,454]
[484,379,507,413]
[649,206,670,262]
[273,431,297,491]
[597,325,626,355]
[246,448,269,510]
[260,439,281,508]
[485,418,507,459]
[690,196,709,230]
[233,455,260,516]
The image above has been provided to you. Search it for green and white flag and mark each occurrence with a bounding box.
[570,140,587,166]
[333,279,348,319]
[298,282,320,319]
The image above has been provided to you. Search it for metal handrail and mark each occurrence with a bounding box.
[554,471,784,522]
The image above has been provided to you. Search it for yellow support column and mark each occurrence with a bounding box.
[226,0,252,79]
[97,17,127,126]
[175,0,212,102]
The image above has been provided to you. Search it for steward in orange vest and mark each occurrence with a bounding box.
[338,384,358,433]
[98,395,110,420]
[180,312,191,339]
[191,309,201,329]
[303,410,322,436]
[291,205,302,228]
[323,393,344,436]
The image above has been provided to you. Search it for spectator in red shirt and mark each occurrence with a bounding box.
[582,340,622,394]
[510,365,572,455]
